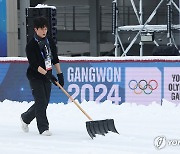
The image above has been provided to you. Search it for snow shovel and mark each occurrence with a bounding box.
[55,81,119,139]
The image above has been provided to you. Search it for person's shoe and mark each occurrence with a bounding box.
[41,130,52,136]
[20,116,29,133]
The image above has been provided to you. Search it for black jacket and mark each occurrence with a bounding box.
[26,37,59,80]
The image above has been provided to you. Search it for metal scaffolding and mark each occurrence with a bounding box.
[112,0,180,56]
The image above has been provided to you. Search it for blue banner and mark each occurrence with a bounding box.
[0,0,7,57]
[0,58,180,106]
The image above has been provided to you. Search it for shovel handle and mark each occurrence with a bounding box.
[55,81,93,121]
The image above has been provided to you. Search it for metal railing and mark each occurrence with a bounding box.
[55,5,179,31]
[18,5,179,33]
[56,6,89,30]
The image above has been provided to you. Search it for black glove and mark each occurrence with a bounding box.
[57,73,64,87]
[45,72,58,86]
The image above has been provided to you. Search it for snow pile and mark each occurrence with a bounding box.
[0,99,179,154]
[1,56,180,62]
[35,4,56,9]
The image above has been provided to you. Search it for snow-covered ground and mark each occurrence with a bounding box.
[0,99,180,154]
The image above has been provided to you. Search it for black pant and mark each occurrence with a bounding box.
[21,79,51,134]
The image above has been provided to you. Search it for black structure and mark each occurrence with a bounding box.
[152,45,180,56]
[26,7,57,44]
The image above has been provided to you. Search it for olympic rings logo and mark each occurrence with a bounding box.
[128,79,158,95]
